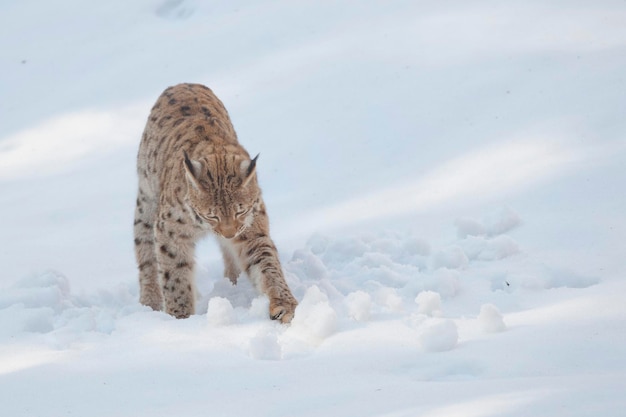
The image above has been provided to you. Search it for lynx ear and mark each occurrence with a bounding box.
[183,151,203,189]
[241,154,258,187]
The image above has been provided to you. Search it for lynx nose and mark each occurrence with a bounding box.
[217,221,238,239]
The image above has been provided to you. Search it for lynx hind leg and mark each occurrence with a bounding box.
[134,190,163,311]
[220,241,241,284]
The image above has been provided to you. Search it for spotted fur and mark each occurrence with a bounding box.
[134,83,298,323]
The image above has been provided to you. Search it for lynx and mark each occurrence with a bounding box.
[133,83,298,323]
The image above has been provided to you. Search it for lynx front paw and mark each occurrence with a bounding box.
[269,297,298,324]
[166,305,193,319]
[164,295,195,319]
[140,293,163,312]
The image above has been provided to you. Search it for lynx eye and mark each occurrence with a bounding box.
[235,206,249,218]
[203,214,220,223]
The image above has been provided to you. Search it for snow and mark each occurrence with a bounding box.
[416,319,459,353]
[415,291,442,317]
[478,304,507,333]
[206,297,236,326]
[345,290,372,322]
[1,1,626,416]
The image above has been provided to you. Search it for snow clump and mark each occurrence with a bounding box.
[415,291,442,317]
[376,287,404,312]
[289,286,337,343]
[478,304,506,333]
[345,290,372,321]
[206,297,236,326]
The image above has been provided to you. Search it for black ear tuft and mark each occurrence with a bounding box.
[183,151,194,174]
[246,154,259,178]
[183,151,203,190]
[241,154,259,187]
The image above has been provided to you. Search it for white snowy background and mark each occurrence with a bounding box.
[1,1,625,416]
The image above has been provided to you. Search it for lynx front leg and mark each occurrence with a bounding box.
[134,190,162,311]
[219,240,241,284]
[240,237,298,323]
[155,219,197,319]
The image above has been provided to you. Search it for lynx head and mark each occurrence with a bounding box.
[183,150,259,239]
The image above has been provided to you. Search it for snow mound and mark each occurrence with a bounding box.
[375,287,404,312]
[248,327,282,360]
[290,248,330,281]
[249,296,271,319]
[415,291,442,317]
[417,319,459,352]
[478,304,507,333]
[345,290,372,321]
[0,270,71,312]
[460,235,520,261]
[289,286,337,343]
[0,270,143,340]
[431,268,461,298]
[504,265,599,291]
[432,246,469,270]
[206,297,236,326]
